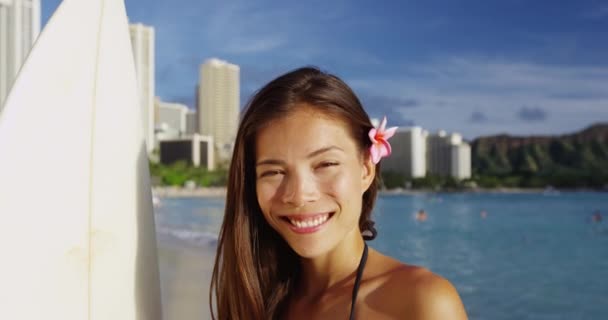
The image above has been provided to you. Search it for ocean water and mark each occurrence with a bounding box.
[154,192,608,319]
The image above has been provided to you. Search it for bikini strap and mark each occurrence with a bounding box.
[349,243,368,320]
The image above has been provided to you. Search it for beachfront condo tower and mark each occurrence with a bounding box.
[0,0,40,111]
[427,131,472,179]
[197,58,240,162]
[382,126,427,179]
[129,22,155,154]
[451,142,472,180]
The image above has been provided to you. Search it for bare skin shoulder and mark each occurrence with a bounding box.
[358,249,468,319]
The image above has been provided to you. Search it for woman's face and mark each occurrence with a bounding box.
[255,105,375,258]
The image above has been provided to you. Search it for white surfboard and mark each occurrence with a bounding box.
[0,0,162,319]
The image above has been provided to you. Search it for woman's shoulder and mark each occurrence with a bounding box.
[364,249,468,319]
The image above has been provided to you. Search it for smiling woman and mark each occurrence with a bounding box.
[210,67,468,320]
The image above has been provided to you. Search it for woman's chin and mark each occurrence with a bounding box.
[287,238,336,259]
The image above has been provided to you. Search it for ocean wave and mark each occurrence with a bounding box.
[156,226,218,248]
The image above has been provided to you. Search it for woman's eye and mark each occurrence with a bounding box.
[260,170,283,178]
[318,162,339,169]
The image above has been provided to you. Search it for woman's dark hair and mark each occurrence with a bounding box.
[210,67,380,320]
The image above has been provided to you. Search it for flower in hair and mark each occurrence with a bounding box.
[368,116,397,164]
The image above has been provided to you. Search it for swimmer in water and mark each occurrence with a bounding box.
[591,211,602,223]
[416,209,428,222]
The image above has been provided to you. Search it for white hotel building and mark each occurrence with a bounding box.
[381,126,427,179]
[198,58,240,161]
[129,23,155,154]
[451,142,471,180]
[0,0,40,110]
[426,131,471,179]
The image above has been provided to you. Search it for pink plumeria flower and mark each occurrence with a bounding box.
[368,116,398,164]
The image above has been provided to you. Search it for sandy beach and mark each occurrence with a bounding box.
[157,241,216,320]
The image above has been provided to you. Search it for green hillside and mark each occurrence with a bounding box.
[471,123,608,188]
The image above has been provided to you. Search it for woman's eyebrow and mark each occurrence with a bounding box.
[256,159,285,167]
[307,145,344,159]
[256,146,344,167]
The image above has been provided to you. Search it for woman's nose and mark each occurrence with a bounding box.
[280,172,319,207]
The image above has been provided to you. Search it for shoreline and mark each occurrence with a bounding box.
[153,186,226,198]
[153,186,606,199]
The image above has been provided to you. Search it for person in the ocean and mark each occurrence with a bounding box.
[416,209,428,222]
[480,210,488,219]
[210,67,468,319]
[591,210,602,223]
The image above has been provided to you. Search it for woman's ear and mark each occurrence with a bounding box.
[361,154,376,193]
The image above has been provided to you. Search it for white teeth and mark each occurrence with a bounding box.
[288,214,329,228]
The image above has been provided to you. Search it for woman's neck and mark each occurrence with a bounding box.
[297,229,365,299]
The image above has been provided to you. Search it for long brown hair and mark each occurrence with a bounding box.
[210,67,380,320]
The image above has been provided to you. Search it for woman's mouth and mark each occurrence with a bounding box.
[281,212,334,234]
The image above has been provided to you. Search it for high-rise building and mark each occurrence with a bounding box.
[198,58,239,161]
[129,23,155,153]
[382,127,427,179]
[427,131,471,179]
[427,130,451,177]
[451,143,471,180]
[0,0,40,110]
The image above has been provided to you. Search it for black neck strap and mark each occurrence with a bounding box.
[349,243,368,320]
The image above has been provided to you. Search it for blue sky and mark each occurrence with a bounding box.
[42,0,608,139]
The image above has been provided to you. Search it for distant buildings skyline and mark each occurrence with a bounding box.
[129,22,155,154]
[154,57,241,169]
[383,125,472,181]
[0,0,40,111]
[0,3,470,175]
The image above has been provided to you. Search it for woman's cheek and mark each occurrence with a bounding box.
[256,183,275,210]
[322,170,348,195]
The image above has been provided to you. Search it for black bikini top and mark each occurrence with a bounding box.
[349,243,368,320]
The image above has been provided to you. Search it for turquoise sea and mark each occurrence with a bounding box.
[154,192,608,319]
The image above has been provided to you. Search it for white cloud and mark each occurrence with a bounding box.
[347,57,608,138]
